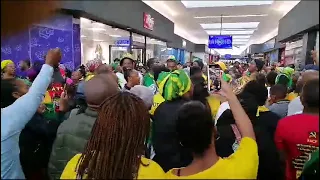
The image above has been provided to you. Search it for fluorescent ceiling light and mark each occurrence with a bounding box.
[194,14,268,19]
[206,30,255,35]
[92,22,105,26]
[109,35,121,37]
[90,27,106,31]
[201,22,260,29]
[81,35,87,38]
[182,1,273,8]
[232,35,251,39]
[205,28,257,31]
[93,39,104,42]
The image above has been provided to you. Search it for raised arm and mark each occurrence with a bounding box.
[217,79,256,140]
[1,48,61,137]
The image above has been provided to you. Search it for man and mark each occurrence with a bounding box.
[230,59,243,79]
[143,58,159,94]
[275,78,319,180]
[287,70,319,115]
[236,59,264,92]
[48,73,120,179]
[268,84,290,118]
[166,55,178,71]
[117,53,143,88]
[19,59,36,80]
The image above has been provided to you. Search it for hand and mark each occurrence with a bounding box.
[215,78,236,100]
[37,104,46,114]
[46,48,61,68]
[59,91,69,112]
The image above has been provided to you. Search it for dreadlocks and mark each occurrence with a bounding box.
[77,92,150,179]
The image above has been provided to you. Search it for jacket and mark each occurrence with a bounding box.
[1,64,53,179]
[48,108,98,179]
[152,99,192,172]
[19,113,61,178]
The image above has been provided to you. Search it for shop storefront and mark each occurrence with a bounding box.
[262,37,285,66]
[62,0,176,65]
[277,1,319,68]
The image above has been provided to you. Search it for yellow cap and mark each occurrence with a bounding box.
[214,61,227,71]
[1,60,14,70]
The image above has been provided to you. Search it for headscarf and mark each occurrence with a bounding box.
[1,60,14,71]
[85,59,103,73]
[275,67,294,88]
[157,69,191,101]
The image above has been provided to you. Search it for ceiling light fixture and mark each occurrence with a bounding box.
[206,30,255,35]
[201,22,260,29]
[81,35,87,38]
[109,35,121,37]
[93,39,104,42]
[182,1,273,8]
[90,27,106,31]
[194,14,268,19]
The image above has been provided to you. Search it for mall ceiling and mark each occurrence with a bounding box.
[143,0,300,55]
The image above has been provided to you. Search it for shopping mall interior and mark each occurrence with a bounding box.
[1,0,319,70]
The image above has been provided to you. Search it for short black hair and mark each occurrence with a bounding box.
[270,84,287,99]
[242,80,268,106]
[301,78,319,108]
[256,73,266,86]
[177,101,213,157]
[152,64,169,81]
[194,60,204,70]
[123,68,136,82]
[191,76,209,106]
[146,58,156,69]
[190,66,202,77]
[1,79,19,108]
[266,71,278,86]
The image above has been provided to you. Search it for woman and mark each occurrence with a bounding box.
[1,59,16,79]
[152,69,194,172]
[123,68,141,91]
[166,79,258,179]
[60,92,165,179]
[191,76,220,119]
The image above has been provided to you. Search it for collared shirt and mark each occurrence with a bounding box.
[1,64,53,179]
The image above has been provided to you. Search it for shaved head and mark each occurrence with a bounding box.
[84,73,119,109]
[296,70,319,94]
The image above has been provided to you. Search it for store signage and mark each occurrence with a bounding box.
[143,12,154,31]
[208,35,232,49]
[225,54,232,60]
[115,39,130,46]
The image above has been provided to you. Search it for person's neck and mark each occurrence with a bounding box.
[3,74,14,79]
[126,82,134,88]
[183,145,219,175]
[303,108,319,115]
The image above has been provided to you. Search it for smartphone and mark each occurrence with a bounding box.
[213,68,221,91]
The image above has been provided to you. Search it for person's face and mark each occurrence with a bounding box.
[12,79,29,99]
[19,61,27,70]
[248,61,257,73]
[129,70,140,86]
[71,71,82,81]
[167,61,177,71]
[234,62,240,68]
[4,63,16,75]
[122,59,134,70]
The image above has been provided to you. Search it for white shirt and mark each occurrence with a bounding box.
[287,96,304,116]
[215,101,230,125]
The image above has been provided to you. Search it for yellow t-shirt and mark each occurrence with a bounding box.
[165,137,258,179]
[60,154,165,179]
[206,95,220,118]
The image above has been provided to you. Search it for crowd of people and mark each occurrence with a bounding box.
[1,1,319,180]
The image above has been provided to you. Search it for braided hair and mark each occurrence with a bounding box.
[77,92,150,179]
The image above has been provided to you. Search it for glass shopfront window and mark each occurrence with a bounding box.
[146,37,167,63]
[80,17,130,64]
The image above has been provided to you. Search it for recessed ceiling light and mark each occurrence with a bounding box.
[201,22,260,29]
[206,30,255,35]
[90,27,106,31]
[182,1,273,8]
[109,35,122,37]
[194,14,268,19]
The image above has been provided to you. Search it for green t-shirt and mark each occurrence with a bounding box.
[143,73,157,94]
